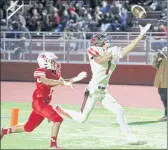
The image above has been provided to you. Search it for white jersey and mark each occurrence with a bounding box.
[87,46,121,90]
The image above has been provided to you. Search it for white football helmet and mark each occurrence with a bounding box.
[37,52,58,70]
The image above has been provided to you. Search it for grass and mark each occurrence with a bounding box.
[1,102,167,149]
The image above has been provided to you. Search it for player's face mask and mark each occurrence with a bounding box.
[91,34,113,47]
[102,41,113,50]
[49,58,58,70]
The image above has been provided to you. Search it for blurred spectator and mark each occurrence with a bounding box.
[37,3,44,15]
[100,12,113,32]
[150,22,167,50]
[0,8,3,19]
[120,8,128,31]
[40,8,51,31]
[28,3,38,16]
[149,1,162,11]
[0,0,167,34]
[1,1,11,19]
[111,2,120,16]
[74,2,83,16]
[20,25,31,43]
[158,8,167,25]
[0,0,6,9]
[49,7,61,32]
[46,1,57,15]
[69,7,80,23]
[159,24,167,36]
[123,0,130,11]
[89,0,101,9]
[152,47,167,121]
[60,10,70,30]
[18,12,26,27]
[8,0,18,13]
[38,0,47,7]
[27,8,41,31]
[14,35,27,60]
[80,7,92,30]
[0,8,6,26]
[99,0,110,14]
[93,6,103,27]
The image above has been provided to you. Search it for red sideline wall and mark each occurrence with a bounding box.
[1,62,156,85]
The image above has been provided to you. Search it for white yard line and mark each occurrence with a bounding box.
[1,109,160,119]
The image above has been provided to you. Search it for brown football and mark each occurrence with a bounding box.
[131,5,147,19]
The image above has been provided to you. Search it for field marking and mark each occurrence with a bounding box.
[2,115,165,127]
[1,108,162,119]
[18,131,167,147]
[0,110,161,119]
[36,131,167,139]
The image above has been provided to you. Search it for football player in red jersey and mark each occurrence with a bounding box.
[1,52,87,149]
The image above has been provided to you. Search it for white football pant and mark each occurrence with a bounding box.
[64,90,131,136]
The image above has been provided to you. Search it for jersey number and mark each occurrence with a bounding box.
[106,60,112,75]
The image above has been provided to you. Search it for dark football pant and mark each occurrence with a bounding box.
[158,88,167,116]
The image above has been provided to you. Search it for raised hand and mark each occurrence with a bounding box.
[139,23,151,36]
[73,72,87,82]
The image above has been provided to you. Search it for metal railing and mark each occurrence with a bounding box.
[0,31,167,64]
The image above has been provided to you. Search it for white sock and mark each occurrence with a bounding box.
[115,110,132,137]
[64,109,82,122]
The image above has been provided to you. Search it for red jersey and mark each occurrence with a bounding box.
[33,67,61,104]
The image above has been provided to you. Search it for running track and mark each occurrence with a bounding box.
[1,82,163,109]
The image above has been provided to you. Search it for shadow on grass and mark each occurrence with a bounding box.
[128,120,161,125]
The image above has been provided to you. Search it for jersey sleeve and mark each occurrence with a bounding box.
[34,69,46,79]
[87,47,100,59]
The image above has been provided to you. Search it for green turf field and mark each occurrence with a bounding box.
[1,102,167,149]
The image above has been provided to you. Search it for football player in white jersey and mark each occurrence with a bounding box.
[55,23,151,145]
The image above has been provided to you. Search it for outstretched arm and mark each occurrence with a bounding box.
[38,77,65,86]
[121,24,151,58]
[105,23,151,61]
[60,72,87,83]
[38,77,72,88]
[93,24,151,64]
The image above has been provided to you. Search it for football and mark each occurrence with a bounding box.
[131,5,147,19]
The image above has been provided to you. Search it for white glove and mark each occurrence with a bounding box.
[106,46,120,54]
[139,23,151,36]
[106,47,113,54]
[63,80,73,88]
[106,46,122,60]
[72,72,87,82]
